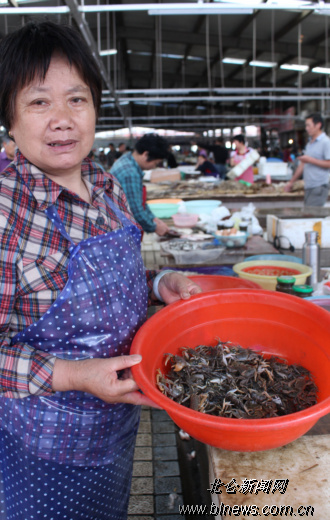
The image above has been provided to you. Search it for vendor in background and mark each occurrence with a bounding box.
[115,142,127,159]
[229,134,255,184]
[284,113,330,206]
[167,144,178,169]
[111,133,170,236]
[196,137,229,179]
[0,21,201,520]
[195,149,220,176]
[106,142,116,169]
[0,134,15,171]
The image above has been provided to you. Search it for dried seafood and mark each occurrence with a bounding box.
[156,341,318,419]
[146,179,304,200]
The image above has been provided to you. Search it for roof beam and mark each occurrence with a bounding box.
[226,9,314,82]
[171,15,205,88]
[115,25,327,62]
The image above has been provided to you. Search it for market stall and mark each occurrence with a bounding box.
[145,178,307,211]
[208,416,330,519]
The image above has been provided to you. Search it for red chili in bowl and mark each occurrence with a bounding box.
[242,265,301,277]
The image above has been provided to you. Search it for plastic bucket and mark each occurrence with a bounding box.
[131,290,330,452]
[188,275,262,291]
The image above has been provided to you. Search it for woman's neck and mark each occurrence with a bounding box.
[45,172,91,204]
[237,145,247,155]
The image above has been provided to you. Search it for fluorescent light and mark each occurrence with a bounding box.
[148,7,253,15]
[249,60,277,68]
[99,49,117,56]
[223,57,246,65]
[280,63,309,73]
[0,6,69,13]
[312,66,330,74]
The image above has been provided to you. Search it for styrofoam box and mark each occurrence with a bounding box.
[267,214,330,249]
[258,162,288,177]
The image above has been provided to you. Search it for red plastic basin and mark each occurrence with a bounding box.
[131,289,330,452]
[188,274,261,291]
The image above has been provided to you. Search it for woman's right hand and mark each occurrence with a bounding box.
[52,355,160,408]
[153,217,169,236]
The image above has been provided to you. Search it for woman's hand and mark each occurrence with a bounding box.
[52,355,160,408]
[154,217,169,236]
[157,272,202,304]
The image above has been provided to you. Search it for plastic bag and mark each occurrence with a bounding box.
[234,203,263,235]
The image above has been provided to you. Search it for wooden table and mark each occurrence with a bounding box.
[208,415,330,519]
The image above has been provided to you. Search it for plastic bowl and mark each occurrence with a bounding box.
[215,231,248,248]
[233,260,313,291]
[172,213,199,228]
[305,296,330,312]
[131,290,330,452]
[146,202,179,218]
[147,198,183,205]
[243,254,303,264]
[188,275,262,291]
[184,200,221,216]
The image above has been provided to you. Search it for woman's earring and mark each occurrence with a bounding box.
[8,132,13,139]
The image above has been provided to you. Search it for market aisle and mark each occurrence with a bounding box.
[128,407,184,519]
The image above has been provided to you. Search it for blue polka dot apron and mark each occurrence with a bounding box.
[0,195,148,519]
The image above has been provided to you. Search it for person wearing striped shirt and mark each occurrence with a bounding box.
[111,133,170,236]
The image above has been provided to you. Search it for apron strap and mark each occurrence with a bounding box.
[45,195,137,250]
[103,194,133,229]
[45,205,76,248]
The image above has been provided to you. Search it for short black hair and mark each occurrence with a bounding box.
[232,134,245,144]
[0,21,103,130]
[135,133,169,161]
[306,113,324,129]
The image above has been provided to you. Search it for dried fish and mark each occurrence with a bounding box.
[156,340,318,419]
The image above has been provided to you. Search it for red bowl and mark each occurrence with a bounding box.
[188,274,261,291]
[131,289,330,452]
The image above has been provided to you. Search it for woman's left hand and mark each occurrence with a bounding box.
[157,272,202,304]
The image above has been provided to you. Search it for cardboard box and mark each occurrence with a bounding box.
[267,214,330,249]
[150,168,181,183]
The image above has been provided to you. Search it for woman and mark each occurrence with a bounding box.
[230,134,255,184]
[195,150,220,177]
[0,21,201,520]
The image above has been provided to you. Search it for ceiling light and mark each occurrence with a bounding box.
[223,57,246,65]
[280,63,309,73]
[99,49,117,56]
[249,60,277,68]
[312,66,330,74]
[148,7,253,15]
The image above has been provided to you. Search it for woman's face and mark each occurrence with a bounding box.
[10,55,96,179]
